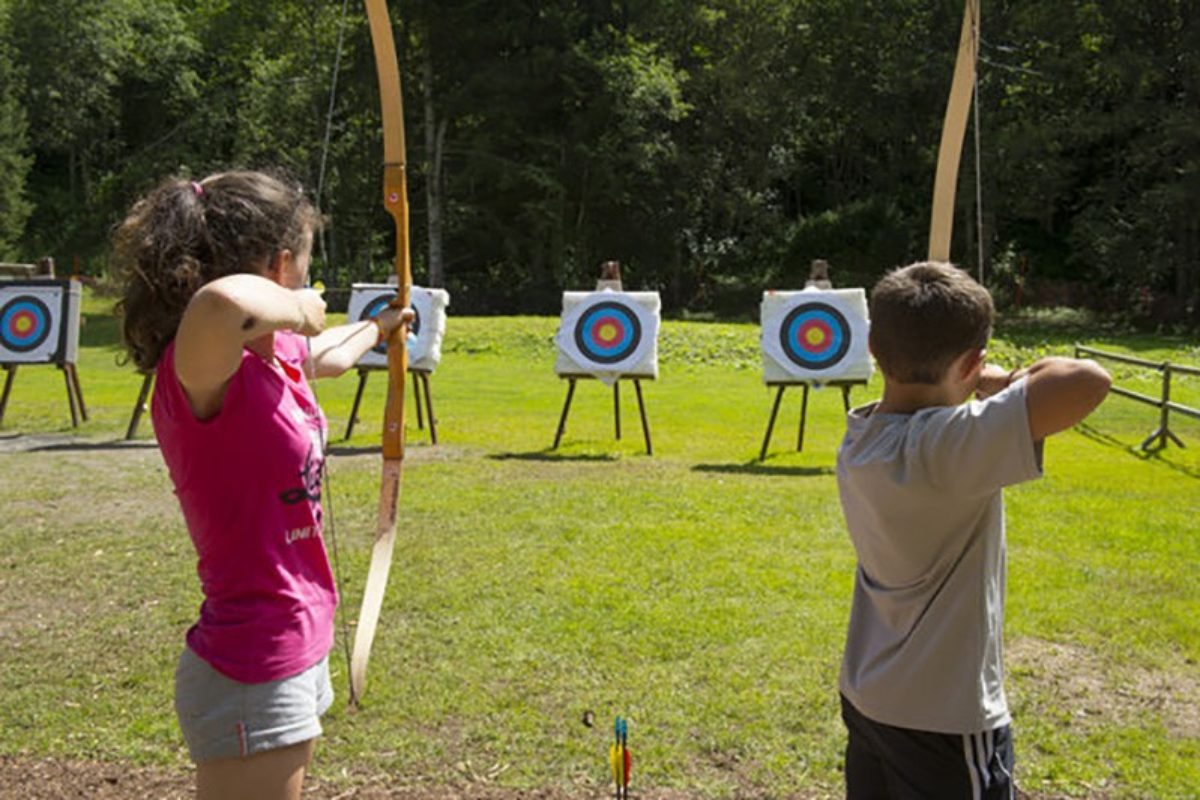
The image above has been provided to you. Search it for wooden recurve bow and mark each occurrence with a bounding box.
[928,0,980,263]
[350,0,411,707]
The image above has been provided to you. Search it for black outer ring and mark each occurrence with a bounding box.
[573,300,642,365]
[778,302,851,369]
[0,296,52,353]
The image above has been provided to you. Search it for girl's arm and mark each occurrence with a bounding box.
[174,274,326,418]
[305,306,412,380]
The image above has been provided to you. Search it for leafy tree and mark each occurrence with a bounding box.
[0,0,1194,325]
[9,0,200,264]
[0,1,32,259]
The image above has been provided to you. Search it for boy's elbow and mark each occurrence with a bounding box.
[1081,359,1113,410]
[1025,358,1112,439]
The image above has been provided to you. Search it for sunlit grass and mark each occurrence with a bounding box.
[0,293,1196,797]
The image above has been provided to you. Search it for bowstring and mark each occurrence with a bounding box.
[309,0,356,695]
[315,0,351,271]
[306,327,354,699]
[970,1,985,285]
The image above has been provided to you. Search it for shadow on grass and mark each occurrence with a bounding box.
[325,441,457,458]
[692,461,834,477]
[24,439,159,453]
[1076,423,1200,480]
[488,450,620,463]
[327,444,381,457]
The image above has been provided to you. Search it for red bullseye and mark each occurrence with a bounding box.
[795,318,833,352]
[589,315,626,348]
[9,311,34,336]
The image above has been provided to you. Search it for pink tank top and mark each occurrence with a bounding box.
[152,332,337,682]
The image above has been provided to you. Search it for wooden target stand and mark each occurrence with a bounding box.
[126,366,439,443]
[759,379,866,461]
[0,361,87,428]
[552,374,653,455]
[125,372,154,439]
[343,366,437,443]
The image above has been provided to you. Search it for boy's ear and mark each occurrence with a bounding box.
[957,347,985,378]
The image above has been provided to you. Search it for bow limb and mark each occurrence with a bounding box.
[928,0,980,262]
[350,0,411,707]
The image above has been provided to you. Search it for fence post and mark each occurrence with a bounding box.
[1140,363,1186,451]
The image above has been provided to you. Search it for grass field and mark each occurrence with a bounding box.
[0,291,1197,798]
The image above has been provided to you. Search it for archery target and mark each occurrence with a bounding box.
[1,296,52,353]
[761,288,872,382]
[346,283,449,371]
[556,290,659,383]
[0,280,81,364]
[574,301,642,365]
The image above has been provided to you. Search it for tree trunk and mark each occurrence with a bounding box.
[423,44,446,288]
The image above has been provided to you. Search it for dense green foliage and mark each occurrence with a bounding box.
[0,1,1197,325]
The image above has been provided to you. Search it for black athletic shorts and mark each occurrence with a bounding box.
[841,694,1015,799]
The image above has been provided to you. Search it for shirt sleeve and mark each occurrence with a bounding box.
[911,378,1044,496]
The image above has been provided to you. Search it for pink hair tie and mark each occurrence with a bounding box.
[190,181,204,197]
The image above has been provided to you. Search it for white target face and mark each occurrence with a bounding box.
[346,284,449,370]
[556,291,658,378]
[0,281,81,364]
[761,289,872,382]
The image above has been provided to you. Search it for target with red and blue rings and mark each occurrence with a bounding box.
[556,290,659,380]
[778,302,851,370]
[0,296,52,353]
[573,301,643,365]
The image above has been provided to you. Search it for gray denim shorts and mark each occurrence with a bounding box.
[174,647,334,763]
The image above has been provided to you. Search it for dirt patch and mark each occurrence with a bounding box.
[0,755,740,799]
[1008,636,1200,739]
[0,756,192,800]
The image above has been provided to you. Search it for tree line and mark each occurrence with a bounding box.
[0,1,1196,325]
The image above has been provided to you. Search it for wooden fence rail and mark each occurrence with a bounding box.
[1075,344,1200,451]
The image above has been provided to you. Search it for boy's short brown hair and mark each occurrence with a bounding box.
[868,261,994,384]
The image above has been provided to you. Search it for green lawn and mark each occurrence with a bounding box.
[0,292,1197,798]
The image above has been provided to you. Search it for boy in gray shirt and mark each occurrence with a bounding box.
[836,262,1111,798]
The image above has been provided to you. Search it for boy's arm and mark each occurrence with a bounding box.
[1018,357,1112,441]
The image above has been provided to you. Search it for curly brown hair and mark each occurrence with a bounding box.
[868,261,994,384]
[113,171,321,372]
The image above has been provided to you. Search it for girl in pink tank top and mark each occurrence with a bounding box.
[113,171,411,800]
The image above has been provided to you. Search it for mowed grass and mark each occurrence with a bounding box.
[0,291,1197,798]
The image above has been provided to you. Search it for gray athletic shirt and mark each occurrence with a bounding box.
[836,379,1043,734]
